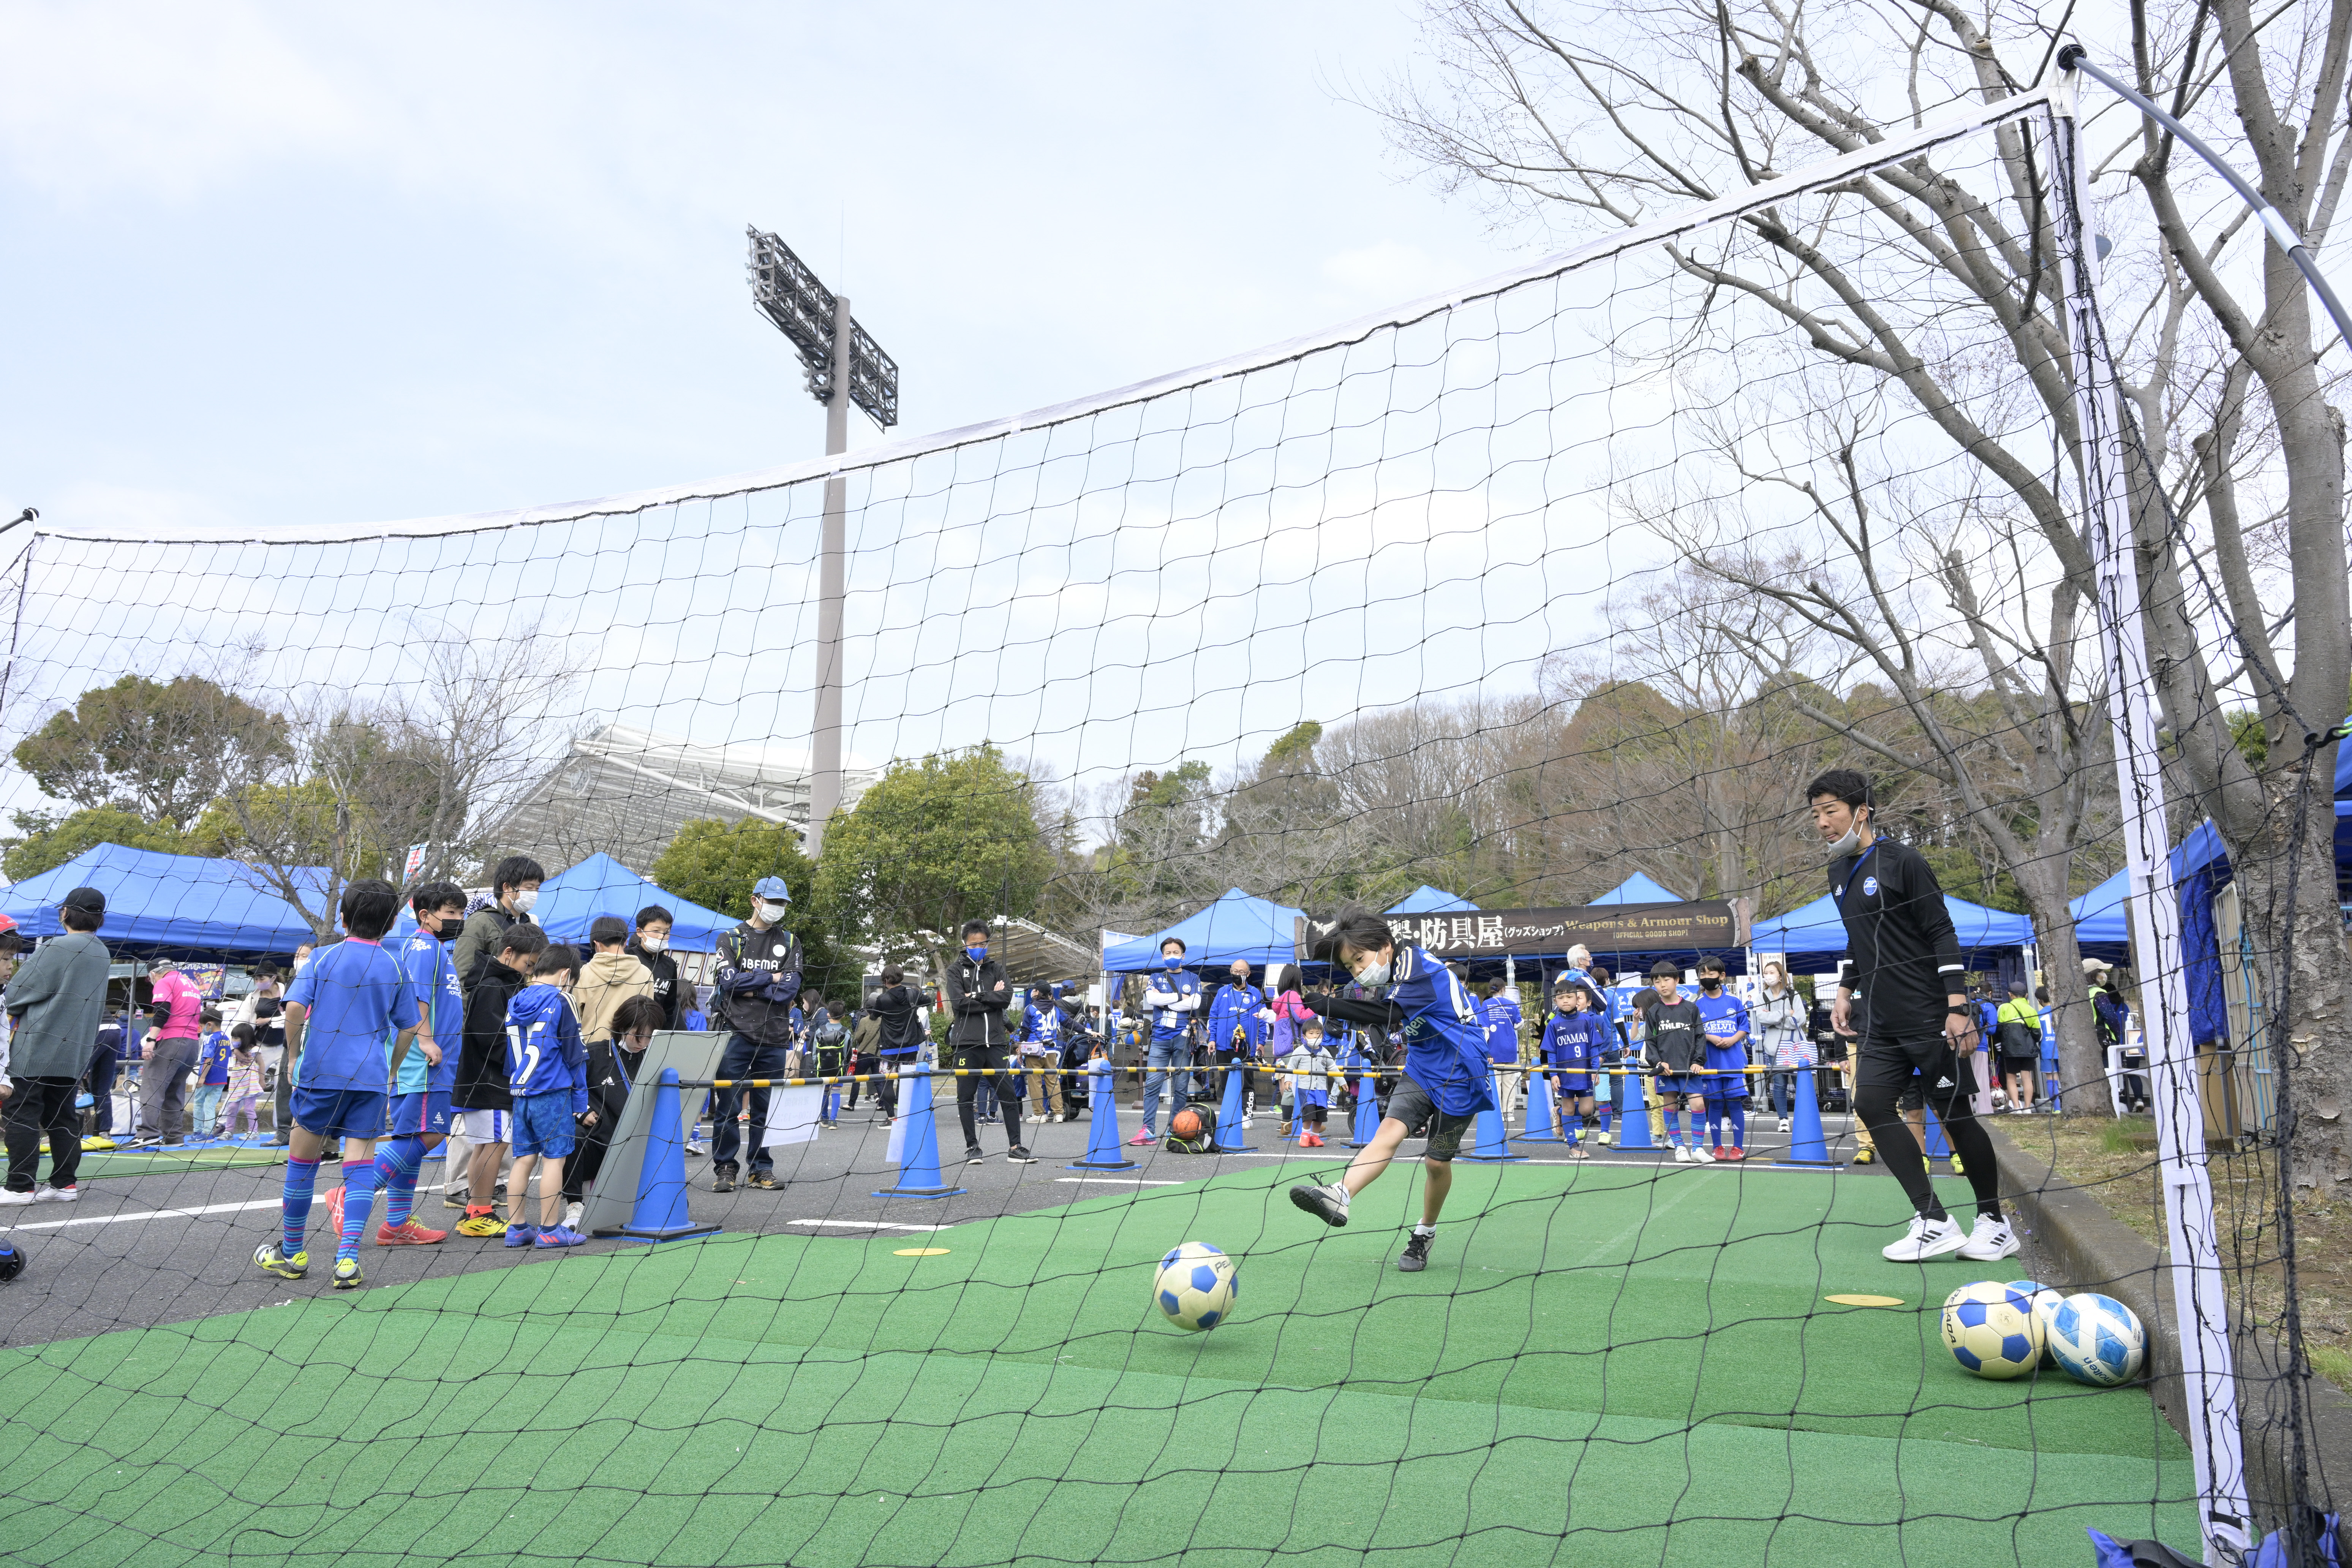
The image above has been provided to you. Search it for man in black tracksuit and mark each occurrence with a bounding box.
[1808,770,2012,1264]
[946,920,1033,1164]
[709,876,802,1192]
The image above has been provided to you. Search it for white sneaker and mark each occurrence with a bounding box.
[1778,1117,1792,1133]
[563,1201,584,1233]
[34,1184,77,1203]
[1691,1144,1717,1164]
[1025,1113,1048,1124]
[1241,1116,1254,1130]
[0,1188,35,1206]
[1674,1145,1694,1164]
[1881,1214,1967,1261]
[685,1140,708,1157]
[1957,1214,2020,1261]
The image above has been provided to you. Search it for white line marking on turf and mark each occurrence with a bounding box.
[8,1198,281,1232]
[787,1218,948,1233]
[1054,1177,1182,1185]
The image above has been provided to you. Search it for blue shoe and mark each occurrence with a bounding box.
[533,1226,587,1249]
[504,1223,537,1248]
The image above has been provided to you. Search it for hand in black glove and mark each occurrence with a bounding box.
[1299,991,1339,1017]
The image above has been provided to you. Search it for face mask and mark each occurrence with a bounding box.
[1824,807,1868,860]
[757,901,788,922]
[1163,954,1184,968]
[965,945,987,963]
[639,935,667,954]
[436,923,459,943]
[512,888,539,914]
[1353,958,1391,988]
[1701,977,1722,992]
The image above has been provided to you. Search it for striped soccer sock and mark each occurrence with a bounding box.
[338,1164,379,1258]
[376,1137,427,1228]
[282,1158,319,1257]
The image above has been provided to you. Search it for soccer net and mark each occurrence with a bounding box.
[0,78,2335,1568]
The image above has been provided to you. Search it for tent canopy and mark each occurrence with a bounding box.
[1592,872,1686,904]
[2069,868,2131,964]
[1385,885,1479,914]
[0,842,329,959]
[1749,891,2033,970]
[1102,888,1308,974]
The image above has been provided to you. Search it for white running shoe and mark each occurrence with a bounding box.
[1957,1214,2020,1261]
[1241,1116,1254,1131]
[563,1201,585,1233]
[1882,1214,1968,1261]
[1778,1117,1793,1133]
[33,1184,77,1203]
[1691,1144,1717,1164]
[685,1140,708,1157]
[1674,1145,1694,1164]
[0,1188,35,1206]
[1288,1181,1351,1227]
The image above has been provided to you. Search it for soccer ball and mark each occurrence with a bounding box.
[2009,1279,2067,1365]
[1154,1241,1238,1332]
[2045,1293,2146,1386]
[1940,1280,2043,1379]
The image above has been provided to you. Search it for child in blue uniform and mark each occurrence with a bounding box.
[1539,980,1603,1160]
[505,946,590,1248]
[1290,911,1495,1272]
[1692,955,1751,1160]
[192,1015,232,1140]
[256,880,421,1290]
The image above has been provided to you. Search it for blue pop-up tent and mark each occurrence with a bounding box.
[1385,885,1479,914]
[1748,890,2033,971]
[0,842,330,958]
[1592,872,1687,904]
[1101,888,1308,974]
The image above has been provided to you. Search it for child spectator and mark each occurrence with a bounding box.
[190,1012,232,1139]
[224,1026,266,1138]
[449,926,546,1236]
[1539,980,1603,1160]
[563,992,665,1231]
[572,916,654,1048]
[1479,980,1525,1120]
[1693,955,1751,1160]
[812,1001,849,1128]
[1639,962,1710,1163]
[1018,986,1069,1125]
[1283,1022,1339,1146]
[504,945,588,1248]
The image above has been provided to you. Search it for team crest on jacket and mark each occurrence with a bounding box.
[1862,876,1878,896]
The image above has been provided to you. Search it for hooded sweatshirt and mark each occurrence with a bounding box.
[505,983,588,1112]
[572,949,654,1043]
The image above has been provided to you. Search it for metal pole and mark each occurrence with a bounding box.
[808,294,851,857]
[2049,79,2251,1563]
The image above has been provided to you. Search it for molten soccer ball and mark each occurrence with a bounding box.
[1171,1107,1206,1143]
[1941,1280,2043,1379]
[2045,1293,2146,1386]
[1154,1241,1238,1332]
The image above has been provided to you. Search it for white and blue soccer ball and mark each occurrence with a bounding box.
[2045,1292,2146,1386]
[1941,1280,2044,1379]
[1154,1241,1238,1332]
[2009,1279,2068,1365]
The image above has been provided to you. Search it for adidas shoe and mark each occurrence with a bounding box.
[254,1241,308,1280]
[1692,1144,1717,1163]
[534,1227,587,1249]
[1957,1214,2020,1262]
[1289,1181,1350,1227]
[1674,1145,1694,1164]
[331,1257,365,1290]
[1881,1214,1967,1261]
[455,1211,506,1238]
[504,1223,537,1248]
[0,1188,35,1206]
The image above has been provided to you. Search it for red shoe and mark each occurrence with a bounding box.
[1722,1146,1747,1161]
[324,1184,346,1235]
[377,1220,449,1246]
[1301,1132,1323,1147]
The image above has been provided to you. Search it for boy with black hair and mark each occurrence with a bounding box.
[504,944,588,1248]
[1808,769,2012,1261]
[329,881,465,1249]
[1639,963,1710,1163]
[1539,980,1603,1159]
[1693,955,1751,1160]
[256,880,421,1289]
[1288,910,1495,1272]
[1282,1020,1339,1146]
[449,924,545,1235]
[627,905,685,1030]
[946,920,1033,1163]
[453,855,545,995]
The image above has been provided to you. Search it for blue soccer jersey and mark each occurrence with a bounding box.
[285,938,421,1094]
[392,929,465,1095]
[1386,945,1494,1116]
[1695,991,1751,1081]
[506,983,588,1112]
[1541,1010,1600,1074]
[1143,968,1201,1042]
[1480,992,1524,1063]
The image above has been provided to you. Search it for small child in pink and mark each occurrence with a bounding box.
[223,1027,267,1137]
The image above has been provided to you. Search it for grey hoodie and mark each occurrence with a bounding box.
[6,932,111,1078]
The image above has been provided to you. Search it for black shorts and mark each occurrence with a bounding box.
[2000,1054,2040,1074]
[1857,1035,1976,1121]
[1383,1073,1478,1162]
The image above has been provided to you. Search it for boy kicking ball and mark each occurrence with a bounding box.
[1288,911,1495,1273]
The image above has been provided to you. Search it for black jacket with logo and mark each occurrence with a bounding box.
[945,954,1012,1050]
[713,921,803,1050]
[627,939,685,1031]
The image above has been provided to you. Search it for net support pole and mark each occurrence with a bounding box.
[807,292,852,857]
[2049,82,2252,1563]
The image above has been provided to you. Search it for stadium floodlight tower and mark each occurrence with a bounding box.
[746,226,899,856]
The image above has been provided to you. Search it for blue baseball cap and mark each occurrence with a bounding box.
[753,876,790,903]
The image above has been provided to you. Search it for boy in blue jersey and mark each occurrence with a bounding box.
[1692,955,1752,1160]
[256,880,421,1290]
[1289,910,1495,1272]
[1539,980,1602,1160]
[505,946,590,1248]
[370,884,467,1242]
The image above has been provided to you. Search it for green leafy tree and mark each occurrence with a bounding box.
[13,674,289,830]
[816,746,1053,984]
[652,817,848,999]
[1,807,189,882]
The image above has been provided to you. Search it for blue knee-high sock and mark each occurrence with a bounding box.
[1728,1102,1747,1149]
[1596,1104,1612,1132]
[338,1163,379,1258]
[1702,1105,1720,1146]
[1663,1110,1680,1145]
[282,1157,319,1256]
[376,1136,426,1228]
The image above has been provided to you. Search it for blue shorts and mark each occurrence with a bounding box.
[291,1086,389,1141]
[1553,1071,1593,1094]
[387,1091,453,1139]
[511,1091,577,1159]
[1655,1073,1707,1097]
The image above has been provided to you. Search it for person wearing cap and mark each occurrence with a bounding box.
[1,887,112,1204]
[707,874,801,1192]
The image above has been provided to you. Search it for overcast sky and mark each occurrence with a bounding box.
[0,1,1521,537]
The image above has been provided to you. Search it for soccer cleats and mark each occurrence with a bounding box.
[331,1257,364,1290]
[1397,1228,1434,1272]
[534,1227,587,1249]
[455,1212,506,1238]
[254,1242,308,1280]
[1288,1181,1350,1227]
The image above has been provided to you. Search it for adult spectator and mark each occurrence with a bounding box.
[135,959,207,1146]
[453,855,545,994]
[708,874,801,1192]
[1202,960,1268,1127]
[1,887,113,1204]
[863,967,925,1119]
[1750,959,1810,1132]
[1017,983,1074,1125]
[85,1010,126,1150]
[1481,979,1525,1119]
[234,966,291,1145]
[1992,979,2042,1114]
[946,920,1031,1163]
[626,906,685,1030]
[2097,978,2143,1111]
[1130,939,1201,1146]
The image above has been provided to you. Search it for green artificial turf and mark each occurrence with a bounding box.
[0,1163,2196,1567]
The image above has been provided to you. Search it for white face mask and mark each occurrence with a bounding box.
[639,934,667,954]
[757,900,788,923]
[512,888,539,914]
[1352,956,1391,988]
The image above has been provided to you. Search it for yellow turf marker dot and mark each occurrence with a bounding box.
[894,1248,951,1257]
[1824,1294,1905,1307]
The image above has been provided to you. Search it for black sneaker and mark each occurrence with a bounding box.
[747,1171,780,1189]
[711,1166,737,1193]
[964,1147,987,1163]
[1398,1230,1434,1272]
[1005,1148,1038,1164]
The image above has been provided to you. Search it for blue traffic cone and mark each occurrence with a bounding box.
[1924,1105,1952,1161]
[1460,1068,1528,1162]
[1517,1065,1564,1142]
[1615,1067,1656,1151]
[1779,1061,1840,1167]
[1068,1058,1137,1171]
[1210,1054,1255,1153]
[619,1069,722,1244]
[1345,1070,1383,1148]
[873,1064,967,1198]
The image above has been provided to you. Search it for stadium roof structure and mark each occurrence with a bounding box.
[480,723,880,876]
